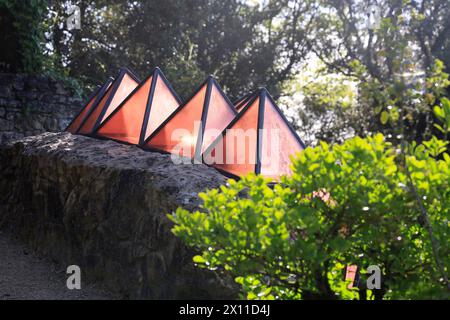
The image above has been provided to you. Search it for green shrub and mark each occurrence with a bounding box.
[169,133,449,300]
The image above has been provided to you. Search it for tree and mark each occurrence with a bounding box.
[169,121,449,299]
[42,0,317,100]
[0,0,47,72]
[283,0,450,144]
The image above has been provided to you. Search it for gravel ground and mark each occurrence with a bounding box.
[0,231,117,300]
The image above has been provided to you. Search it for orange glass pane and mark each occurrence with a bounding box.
[235,93,253,112]
[145,85,207,158]
[235,96,245,105]
[66,92,99,133]
[234,96,246,108]
[205,98,260,177]
[97,76,153,144]
[236,103,246,112]
[345,265,358,289]
[78,73,138,134]
[144,75,180,139]
[201,84,236,152]
[102,73,139,121]
[260,98,303,179]
[78,85,114,134]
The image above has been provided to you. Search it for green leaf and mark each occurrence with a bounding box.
[274,210,285,220]
[380,111,389,124]
[443,153,450,163]
[434,123,446,133]
[193,255,206,264]
[433,106,444,119]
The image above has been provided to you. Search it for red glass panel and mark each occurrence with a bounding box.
[345,265,358,289]
[102,73,139,121]
[78,73,138,134]
[260,98,303,179]
[78,86,113,134]
[144,75,180,140]
[66,92,99,134]
[145,85,207,158]
[201,84,236,152]
[97,76,153,144]
[205,98,259,177]
[235,94,253,112]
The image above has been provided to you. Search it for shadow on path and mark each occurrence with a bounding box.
[0,230,117,300]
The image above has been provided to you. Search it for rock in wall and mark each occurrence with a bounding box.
[0,73,82,144]
[0,132,236,299]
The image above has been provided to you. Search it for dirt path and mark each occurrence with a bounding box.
[0,231,116,300]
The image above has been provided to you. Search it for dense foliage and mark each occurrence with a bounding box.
[0,0,47,72]
[1,1,449,143]
[169,102,450,299]
[277,0,450,145]
[42,0,317,99]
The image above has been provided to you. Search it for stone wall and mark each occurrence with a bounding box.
[0,132,236,299]
[0,73,82,144]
